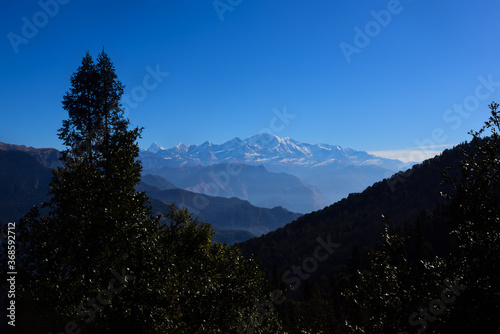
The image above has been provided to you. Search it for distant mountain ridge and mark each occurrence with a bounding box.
[138,181,302,237]
[0,149,52,223]
[143,133,407,171]
[0,142,299,243]
[143,163,327,213]
[0,142,62,168]
[140,134,411,205]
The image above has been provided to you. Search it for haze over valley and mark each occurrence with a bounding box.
[2,1,499,332]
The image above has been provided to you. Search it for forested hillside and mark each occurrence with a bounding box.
[239,143,462,280]
[238,104,500,333]
[2,49,499,334]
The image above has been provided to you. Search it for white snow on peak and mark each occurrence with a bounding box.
[147,142,164,153]
[175,143,188,152]
[317,144,332,151]
[143,134,406,172]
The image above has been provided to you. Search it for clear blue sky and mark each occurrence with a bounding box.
[2,0,500,162]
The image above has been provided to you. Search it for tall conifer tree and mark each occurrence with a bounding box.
[18,50,162,332]
[15,51,284,333]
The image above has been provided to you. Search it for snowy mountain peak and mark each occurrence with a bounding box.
[147,142,164,153]
[142,134,408,172]
[200,141,213,147]
[227,137,242,143]
[246,133,279,148]
[175,143,188,152]
[139,135,412,211]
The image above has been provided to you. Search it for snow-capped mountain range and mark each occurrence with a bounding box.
[139,134,411,211]
[142,133,407,171]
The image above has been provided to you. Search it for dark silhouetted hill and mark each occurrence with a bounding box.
[138,183,302,237]
[0,150,51,223]
[238,145,465,283]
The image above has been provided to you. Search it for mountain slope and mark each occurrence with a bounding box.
[142,174,178,190]
[0,150,52,223]
[137,183,302,236]
[143,163,327,213]
[145,196,257,245]
[140,134,409,204]
[237,145,462,283]
[297,163,395,203]
[144,133,407,171]
[0,142,62,168]
[0,143,300,242]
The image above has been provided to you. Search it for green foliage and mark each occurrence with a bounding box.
[59,50,126,165]
[343,216,447,334]
[442,102,500,332]
[152,207,284,333]
[237,101,499,333]
[16,49,163,333]
[341,102,500,333]
[10,50,499,333]
[238,149,452,285]
[446,102,500,269]
[12,51,282,333]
